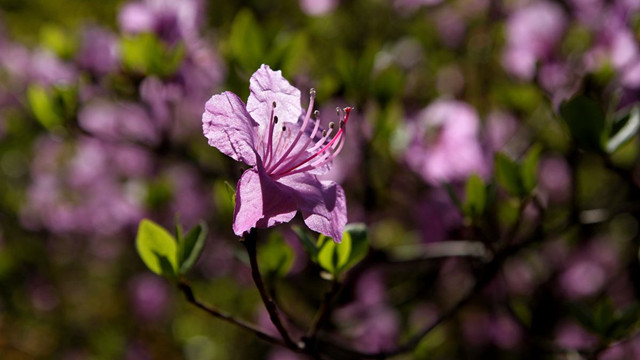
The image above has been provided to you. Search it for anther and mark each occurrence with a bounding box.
[313,110,320,119]
[310,88,316,97]
[336,107,341,116]
[282,125,287,131]
[322,129,327,137]
[272,101,277,108]
[274,116,279,124]
[329,122,335,129]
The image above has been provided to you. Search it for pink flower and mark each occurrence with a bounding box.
[202,65,348,241]
[405,99,488,184]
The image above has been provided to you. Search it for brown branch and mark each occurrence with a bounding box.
[177,281,289,348]
[242,230,299,349]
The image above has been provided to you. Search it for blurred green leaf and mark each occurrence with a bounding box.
[495,153,523,196]
[120,33,184,76]
[178,222,208,275]
[136,219,178,277]
[607,105,640,154]
[560,96,606,151]
[521,144,542,194]
[229,9,265,72]
[258,232,294,278]
[40,24,76,59]
[27,85,65,129]
[372,66,405,104]
[463,174,486,217]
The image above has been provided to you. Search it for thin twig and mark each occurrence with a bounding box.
[177,281,289,348]
[242,230,298,349]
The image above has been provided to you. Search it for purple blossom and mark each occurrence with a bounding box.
[405,99,488,184]
[118,0,204,45]
[299,0,339,16]
[202,65,348,241]
[502,1,567,80]
[75,26,119,75]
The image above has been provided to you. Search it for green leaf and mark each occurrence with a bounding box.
[520,144,542,194]
[40,24,76,59]
[136,219,178,277]
[293,226,319,262]
[178,222,208,275]
[257,232,294,278]
[229,9,265,71]
[495,153,523,196]
[340,224,369,272]
[317,234,350,276]
[607,106,640,154]
[27,85,64,129]
[316,224,369,277]
[463,174,486,217]
[120,33,184,76]
[560,96,606,151]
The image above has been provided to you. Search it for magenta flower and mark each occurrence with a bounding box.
[202,65,348,241]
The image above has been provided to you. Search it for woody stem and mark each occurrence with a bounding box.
[242,230,298,349]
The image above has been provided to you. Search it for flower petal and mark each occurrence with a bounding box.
[203,91,259,166]
[233,165,298,236]
[247,64,302,128]
[279,173,347,242]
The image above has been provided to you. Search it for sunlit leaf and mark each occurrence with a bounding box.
[607,106,640,154]
[136,219,178,277]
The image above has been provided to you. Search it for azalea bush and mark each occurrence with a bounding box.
[1,0,640,359]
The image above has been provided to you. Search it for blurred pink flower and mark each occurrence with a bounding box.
[502,1,567,80]
[405,99,488,184]
[300,0,339,16]
[202,65,348,241]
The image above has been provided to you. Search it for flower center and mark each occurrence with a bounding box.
[263,89,351,179]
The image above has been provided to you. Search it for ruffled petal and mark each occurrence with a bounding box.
[247,64,302,128]
[279,173,347,242]
[202,91,259,166]
[232,164,298,236]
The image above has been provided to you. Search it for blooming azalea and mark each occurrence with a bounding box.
[202,65,348,241]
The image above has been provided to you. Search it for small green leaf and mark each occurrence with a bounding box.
[463,174,486,217]
[316,224,369,277]
[607,106,640,154]
[340,223,369,272]
[40,24,76,59]
[136,219,178,277]
[495,153,523,196]
[257,232,294,278]
[317,234,350,276]
[560,96,606,151]
[178,222,208,275]
[521,144,542,194]
[293,226,318,262]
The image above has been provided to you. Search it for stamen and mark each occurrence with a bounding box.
[263,104,277,164]
[266,88,316,171]
[273,107,351,177]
